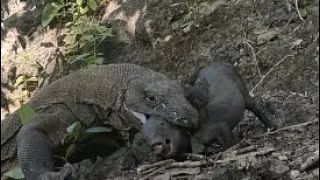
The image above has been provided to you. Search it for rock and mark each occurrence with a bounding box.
[278,155,289,161]
[256,30,278,45]
[194,167,240,180]
[270,163,290,175]
[183,24,192,34]
[198,0,227,16]
[290,170,300,179]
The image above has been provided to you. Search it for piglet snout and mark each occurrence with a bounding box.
[150,139,171,157]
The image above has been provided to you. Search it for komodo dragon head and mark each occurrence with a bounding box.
[123,75,199,130]
[122,73,198,157]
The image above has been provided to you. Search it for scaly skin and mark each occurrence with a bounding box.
[1,63,198,180]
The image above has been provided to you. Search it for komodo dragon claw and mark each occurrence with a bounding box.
[36,164,77,180]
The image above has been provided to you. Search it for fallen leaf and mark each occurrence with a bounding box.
[257,30,278,45]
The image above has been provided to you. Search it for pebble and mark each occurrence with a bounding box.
[290,170,300,179]
[278,155,289,161]
[270,163,290,175]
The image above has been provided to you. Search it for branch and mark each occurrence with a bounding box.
[295,0,305,21]
[137,148,276,179]
[250,54,295,95]
[243,40,262,77]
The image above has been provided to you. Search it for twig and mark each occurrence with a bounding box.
[137,159,174,174]
[181,153,207,160]
[300,150,319,172]
[295,0,305,21]
[139,166,167,180]
[169,160,214,168]
[138,148,276,179]
[243,40,262,77]
[252,119,319,139]
[139,160,213,180]
[139,167,158,175]
[215,148,276,164]
[268,119,319,135]
[235,145,258,155]
[250,54,295,94]
[284,0,292,12]
[278,15,294,35]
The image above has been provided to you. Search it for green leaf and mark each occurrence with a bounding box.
[27,76,38,82]
[19,104,36,125]
[69,54,91,64]
[42,3,64,27]
[87,0,98,11]
[87,64,98,68]
[65,143,76,158]
[65,22,73,27]
[191,136,205,154]
[4,167,25,179]
[14,76,27,87]
[94,57,104,65]
[79,6,89,14]
[76,0,84,6]
[66,121,82,138]
[85,126,113,133]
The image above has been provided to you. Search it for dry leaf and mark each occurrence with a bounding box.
[257,30,278,45]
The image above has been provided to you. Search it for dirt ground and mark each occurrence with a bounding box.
[1,0,319,179]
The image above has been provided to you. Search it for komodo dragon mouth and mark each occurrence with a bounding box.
[124,104,187,126]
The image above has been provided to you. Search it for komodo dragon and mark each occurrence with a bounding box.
[1,63,199,180]
[186,62,276,150]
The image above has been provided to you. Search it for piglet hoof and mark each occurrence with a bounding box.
[37,164,77,180]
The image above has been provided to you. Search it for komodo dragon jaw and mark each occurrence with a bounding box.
[123,79,199,131]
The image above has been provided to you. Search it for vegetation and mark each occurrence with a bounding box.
[42,0,113,68]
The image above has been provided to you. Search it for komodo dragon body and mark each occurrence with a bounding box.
[1,63,199,180]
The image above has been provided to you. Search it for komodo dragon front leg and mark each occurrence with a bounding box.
[17,105,79,180]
